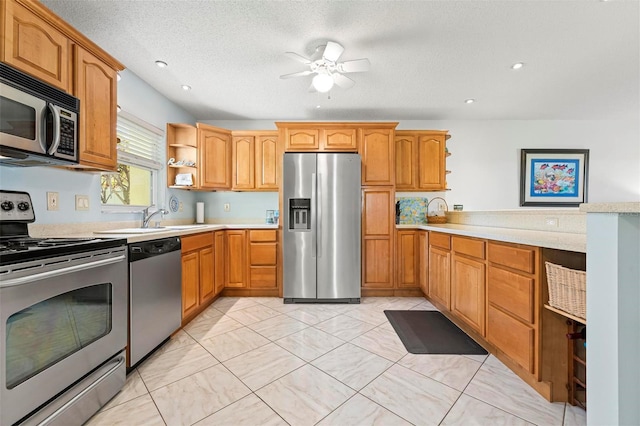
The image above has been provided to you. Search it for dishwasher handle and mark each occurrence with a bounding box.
[129,237,181,262]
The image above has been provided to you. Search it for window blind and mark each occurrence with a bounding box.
[116,111,164,170]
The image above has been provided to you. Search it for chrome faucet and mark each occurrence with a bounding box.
[142,206,169,228]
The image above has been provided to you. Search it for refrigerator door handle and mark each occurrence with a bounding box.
[316,173,322,258]
[311,172,317,258]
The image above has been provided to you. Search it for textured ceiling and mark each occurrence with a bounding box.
[41,0,639,122]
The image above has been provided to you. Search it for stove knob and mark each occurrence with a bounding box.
[1,201,14,211]
[17,202,30,211]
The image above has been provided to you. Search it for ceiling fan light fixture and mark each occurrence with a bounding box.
[312,73,334,93]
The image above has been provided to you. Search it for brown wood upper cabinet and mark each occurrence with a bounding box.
[277,123,358,152]
[2,0,70,91]
[359,125,396,186]
[395,130,449,191]
[2,0,124,171]
[166,123,232,190]
[231,131,278,191]
[73,45,118,170]
[199,124,232,190]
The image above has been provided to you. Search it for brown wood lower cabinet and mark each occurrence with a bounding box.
[222,229,279,297]
[451,236,486,335]
[249,230,277,288]
[181,232,216,324]
[428,233,451,309]
[422,231,582,403]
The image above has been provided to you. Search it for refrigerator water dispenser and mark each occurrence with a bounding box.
[288,198,311,230]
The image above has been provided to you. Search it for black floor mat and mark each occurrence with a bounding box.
[384,310,488,355]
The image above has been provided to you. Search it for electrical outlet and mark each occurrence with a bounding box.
[47,192,59,211]
[224,203,230,212]
[75,195,90,211]
[545,217,559,227]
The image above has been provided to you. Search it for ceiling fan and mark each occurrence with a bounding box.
[280,41,370,93]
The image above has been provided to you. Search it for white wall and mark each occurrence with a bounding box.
[205,118,640,211]
[0,69,196,225]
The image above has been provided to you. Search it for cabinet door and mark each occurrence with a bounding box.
[362,187,394,289]
[3,1,70,91]
[395,134,417,189]
[226,230,247,288]
[74,45,118,171]
[397,230,418,288]
[323,128,358,151]
[181,251,200,319]
[200,127,231,189]
[284,128,319,151]
[199,247,215,305]
[232,135,255,190]
[418,134,446,190]
[255,134,278,190]
[429,246,450,309]
[452,255,486,335]
[360,128,394,185]
[417,231,428,295]
[214,231,226,295]
[487,305,535,373]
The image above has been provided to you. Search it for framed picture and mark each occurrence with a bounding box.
[520,149,589,207]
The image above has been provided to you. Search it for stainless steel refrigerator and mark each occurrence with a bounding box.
[283,153,361,303]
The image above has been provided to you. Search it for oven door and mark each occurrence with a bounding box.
[0,247,128,426]
[0,82,47,153]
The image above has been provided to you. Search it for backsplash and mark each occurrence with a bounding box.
[446,209,586,234]
[396,197,428,224]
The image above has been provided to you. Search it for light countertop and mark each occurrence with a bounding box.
[396,223,586,253]
[579,202,640,214]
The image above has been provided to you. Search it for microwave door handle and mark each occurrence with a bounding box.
[46,103,62,155]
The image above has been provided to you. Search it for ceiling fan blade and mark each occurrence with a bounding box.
[323,41,344,62]
[338,58,370,73]
[285,51,312,64]
[280,70,314,79]
[333,73,355,90]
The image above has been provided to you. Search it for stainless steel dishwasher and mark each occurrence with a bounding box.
[128,237,182,368]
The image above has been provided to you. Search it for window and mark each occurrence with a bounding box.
[101,112,164,210]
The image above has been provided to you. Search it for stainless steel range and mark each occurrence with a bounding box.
[0,190,128,425]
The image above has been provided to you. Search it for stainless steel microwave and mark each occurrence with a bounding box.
[0,62,80,167]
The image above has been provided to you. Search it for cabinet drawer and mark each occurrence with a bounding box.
[250,266,277,288]
[487,305,535,373]
[249,230,277,242]
[181,232,213,252]
[429,232,451,250]
[452,236,485,259]
[488,266,535,324]
[250,243,277,265]
[488,242,535,274]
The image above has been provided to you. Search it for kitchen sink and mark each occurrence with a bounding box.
[94,227,168,234]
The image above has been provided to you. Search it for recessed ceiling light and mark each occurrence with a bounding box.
[316,105,321,109]
[155,60,168,68]
[181,85,191,91]
[465,99,475,104]
[511,62,525,70]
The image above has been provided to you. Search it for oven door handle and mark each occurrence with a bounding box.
[0,254,126,288]
[46,103,62,155]
[39,353,126,426]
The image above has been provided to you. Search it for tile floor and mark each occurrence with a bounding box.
[87,297,587,426]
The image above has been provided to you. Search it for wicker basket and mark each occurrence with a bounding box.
[545,262,586,320]
[426,197,448,224]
